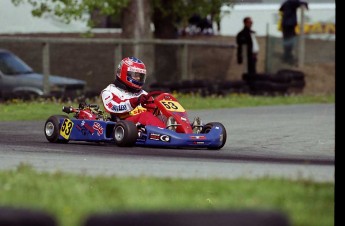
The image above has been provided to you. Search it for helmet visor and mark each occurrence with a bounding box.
[127,71,146,83]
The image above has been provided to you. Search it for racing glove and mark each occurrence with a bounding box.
[129,94,149,108]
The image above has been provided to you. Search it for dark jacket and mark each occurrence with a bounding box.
[279,0,308,27]
[236,27,255,63]
[236,27,257,74]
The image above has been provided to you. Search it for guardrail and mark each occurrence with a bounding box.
[0,36,235,95]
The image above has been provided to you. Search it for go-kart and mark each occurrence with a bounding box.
[44,91,227,150]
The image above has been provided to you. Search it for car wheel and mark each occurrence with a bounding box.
[44,115,69,143]
[113,120,138,147]
[202,122,227,150]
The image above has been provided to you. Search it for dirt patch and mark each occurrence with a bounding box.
[298,63,335,95]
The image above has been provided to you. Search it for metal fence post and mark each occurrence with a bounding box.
[134,40,140,59]
[243,44,248,74]
[42,42,50,95]
[181,43,188,80]
[298,6,306,68]
[265,23,272,74]
[114,44,123,67]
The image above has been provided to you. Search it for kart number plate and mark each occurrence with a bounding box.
[60,118,74,140]
[160,100,185,112]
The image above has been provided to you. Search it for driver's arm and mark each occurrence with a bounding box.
[101,90,135,114]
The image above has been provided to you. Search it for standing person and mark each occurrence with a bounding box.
[279,0,309,63]
[236,17,259,75]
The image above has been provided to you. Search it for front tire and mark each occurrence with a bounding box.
[202,122,227,150]
[113,120,138,147]
[44,115,69,143]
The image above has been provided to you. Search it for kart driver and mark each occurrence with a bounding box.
[101,56,166,128]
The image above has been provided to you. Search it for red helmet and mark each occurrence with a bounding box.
[115,57,147,92]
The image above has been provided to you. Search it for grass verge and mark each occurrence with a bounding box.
[0,93,335,121]
[0,164,334,226]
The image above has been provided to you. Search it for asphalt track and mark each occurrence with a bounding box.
[0,104,334,182]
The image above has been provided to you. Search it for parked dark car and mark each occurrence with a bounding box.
[0,49,86,100]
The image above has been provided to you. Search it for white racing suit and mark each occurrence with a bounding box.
[101,84,165,127]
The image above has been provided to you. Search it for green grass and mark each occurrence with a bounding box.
[0,165,334,226]
[0,93,335,121]
[177,93,334,109]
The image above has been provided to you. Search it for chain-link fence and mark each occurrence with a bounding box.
[265,35,335,74]
[0,37,235,96]
[0,35,335,97]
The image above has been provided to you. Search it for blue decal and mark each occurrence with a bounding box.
[112,105,127,112]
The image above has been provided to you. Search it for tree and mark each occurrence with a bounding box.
[11,0,232,38]
[11,0,233,81]
[150,0,232,80]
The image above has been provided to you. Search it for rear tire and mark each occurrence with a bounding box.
[44,115,69,143]
[202,122,227,150]
[113,120,138,147]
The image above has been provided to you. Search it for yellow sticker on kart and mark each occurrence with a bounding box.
[160,100,185,112]
[60,118,74,140]
[129,106,147,116]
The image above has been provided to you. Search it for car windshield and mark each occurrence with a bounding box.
[0,52,33,75]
